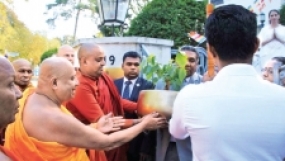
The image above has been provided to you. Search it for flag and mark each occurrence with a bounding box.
[188,31,206,44]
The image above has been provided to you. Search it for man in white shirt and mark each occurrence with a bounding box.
[170,4,285,161]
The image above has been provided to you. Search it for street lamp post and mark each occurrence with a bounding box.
[260,12,265,28]
[97,0,130,36]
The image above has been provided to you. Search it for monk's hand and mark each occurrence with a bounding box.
[142,112,168,130]
[97,113,125,133]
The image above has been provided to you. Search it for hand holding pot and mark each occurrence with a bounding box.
[142,112,168,130]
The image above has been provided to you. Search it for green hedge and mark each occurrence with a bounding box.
[126,0,206,48]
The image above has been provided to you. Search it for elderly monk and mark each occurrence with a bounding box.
[4,57,166,161]
[57,45,75,65]
[12,59,34,92]
[66,43,146,161]
[0,56,22,161]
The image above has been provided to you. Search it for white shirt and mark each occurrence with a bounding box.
[170,64,285,161]
[121,77,138,97]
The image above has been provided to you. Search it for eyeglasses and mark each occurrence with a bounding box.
[261,67,273,74]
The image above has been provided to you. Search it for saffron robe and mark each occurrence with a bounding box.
[4,90,89,161]
[66,73,137,161]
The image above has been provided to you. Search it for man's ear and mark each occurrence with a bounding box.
[51,77,58,89]
[80,56,88,65]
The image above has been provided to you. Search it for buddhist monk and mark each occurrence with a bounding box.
[66,43,158,161]
[3,59,34,146]
[4,57,166,161]
[57,45,75,65]
[12,59,34,92]
[0,56,22,161]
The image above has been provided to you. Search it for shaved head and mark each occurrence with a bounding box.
[0,56,13,75]
[0,56,22,129]
[78,43,102,61]
[12,58,32,67]
[78,43,105,78]
[57,45,75,65]
[12,58,33,91]
[37,57,78,103]
[39,57,73,83]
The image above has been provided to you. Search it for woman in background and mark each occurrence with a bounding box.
[253,9,285,72]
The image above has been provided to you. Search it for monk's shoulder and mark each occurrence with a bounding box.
[24,103,70,141]
[77,77,97,91]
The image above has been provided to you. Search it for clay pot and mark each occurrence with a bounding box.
[104,67,124,80]
[137,90,178,119]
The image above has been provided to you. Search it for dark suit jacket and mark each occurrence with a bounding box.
[114,77,155,160]
[114,77,154,103]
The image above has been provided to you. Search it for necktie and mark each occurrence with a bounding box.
[123,80,132,99]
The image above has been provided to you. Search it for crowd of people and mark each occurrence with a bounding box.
[1,4,285,161]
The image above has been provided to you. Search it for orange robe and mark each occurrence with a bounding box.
[0,146,21,161]
[66,72,137,161]
[4,90,89,161]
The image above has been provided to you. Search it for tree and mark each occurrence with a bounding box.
[59,35,75,45]
[0,2,61,64]
[126,0,206,48]
[45,0,97,43]
[40,48,58,63]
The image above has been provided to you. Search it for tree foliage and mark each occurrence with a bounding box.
[40,48,58,63]
[45,0,97,42]
[126,0,206,48]
[0,2,61,64]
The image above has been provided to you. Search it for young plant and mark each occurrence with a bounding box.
[141,52,188,91]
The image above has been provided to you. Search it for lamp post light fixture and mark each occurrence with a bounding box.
[259,12,265,28]
[97,0,130,36]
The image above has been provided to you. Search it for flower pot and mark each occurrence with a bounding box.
[137,90,178,119]
[104,67,124,80]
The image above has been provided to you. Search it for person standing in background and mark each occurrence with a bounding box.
[155,45,202,161]
[114,51,155,161]
[253,9,285,72]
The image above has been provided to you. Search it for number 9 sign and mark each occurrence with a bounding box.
[109,55,115,65]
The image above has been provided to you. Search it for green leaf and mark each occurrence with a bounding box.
[146,71,153,80]
[152,77,159,84]
[178,68,187,83]
[170,67,177,78]
[175,52,188,68]
[146,55,156,65]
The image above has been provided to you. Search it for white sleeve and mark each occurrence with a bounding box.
[169,86,191,139]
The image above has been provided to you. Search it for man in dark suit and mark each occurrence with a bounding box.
[114,51,155,161]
